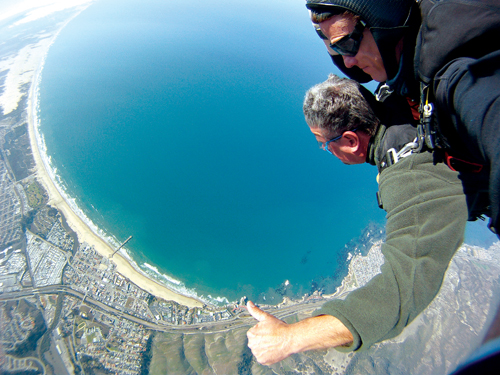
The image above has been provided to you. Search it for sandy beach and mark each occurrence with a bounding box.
[3,0,203,308]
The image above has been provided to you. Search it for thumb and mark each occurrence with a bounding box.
[247,301,274,322]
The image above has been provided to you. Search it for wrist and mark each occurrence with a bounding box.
[286,320,315,355]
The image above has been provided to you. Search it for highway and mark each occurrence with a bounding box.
[0,285,327,335]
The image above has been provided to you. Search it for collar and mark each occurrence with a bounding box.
[382,18,420,101]
[366,124,387,166]
[384,47,419,100]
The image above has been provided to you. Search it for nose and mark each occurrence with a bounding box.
[342,55,358,69]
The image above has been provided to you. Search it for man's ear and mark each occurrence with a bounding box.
[341,131,360,149]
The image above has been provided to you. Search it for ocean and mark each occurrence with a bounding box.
[38,0,385,304]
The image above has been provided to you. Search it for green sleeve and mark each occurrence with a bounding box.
[314,152,468,351]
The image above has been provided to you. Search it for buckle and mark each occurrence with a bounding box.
[375,84,393,102]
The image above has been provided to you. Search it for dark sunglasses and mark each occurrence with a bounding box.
[314,20,366,57]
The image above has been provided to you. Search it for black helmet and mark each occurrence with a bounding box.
[306,0,418,83]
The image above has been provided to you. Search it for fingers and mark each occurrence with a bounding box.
[247,301,275,322]
[247,326,281,366]
[246,314,290,366]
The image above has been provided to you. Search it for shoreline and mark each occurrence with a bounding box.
[24,8,203,309]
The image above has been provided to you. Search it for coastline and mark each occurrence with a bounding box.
[20,4,203,308]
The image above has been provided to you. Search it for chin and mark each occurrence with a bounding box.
[372,72,388,83]
[342,157,366,165]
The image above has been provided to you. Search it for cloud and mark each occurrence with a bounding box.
[0,0,94,25]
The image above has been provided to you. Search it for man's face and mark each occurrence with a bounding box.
[319,15,388,82]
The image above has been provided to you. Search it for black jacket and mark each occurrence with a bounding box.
[432,51,500,232]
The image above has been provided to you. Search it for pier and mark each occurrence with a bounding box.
[110,236,133,258]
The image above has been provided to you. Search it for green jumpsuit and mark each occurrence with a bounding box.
[314,131,468,351]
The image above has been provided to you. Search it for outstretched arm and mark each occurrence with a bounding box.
[246,301,353,365]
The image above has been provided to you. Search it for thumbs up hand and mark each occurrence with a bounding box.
[246,301,293,365]
[246,301,354,365]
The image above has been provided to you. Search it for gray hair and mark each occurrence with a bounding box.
[303,74,379,136]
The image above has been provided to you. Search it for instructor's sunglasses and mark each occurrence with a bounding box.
[314,20,366,57]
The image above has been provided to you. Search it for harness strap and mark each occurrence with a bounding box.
[444,152,484,173]
[418,84,485,173]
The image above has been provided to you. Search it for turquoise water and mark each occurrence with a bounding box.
[39,0,385,303]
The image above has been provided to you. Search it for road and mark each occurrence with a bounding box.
[0,285,327,334]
